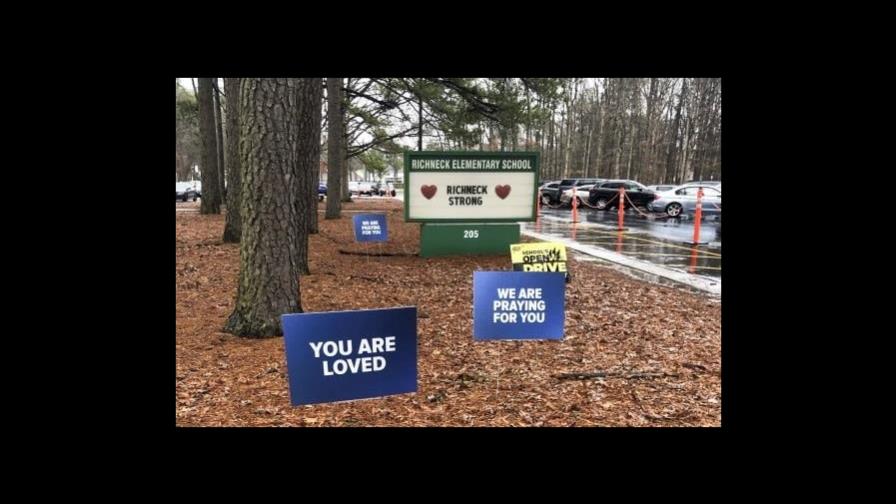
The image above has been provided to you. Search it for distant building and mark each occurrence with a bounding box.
[318,158,405,185]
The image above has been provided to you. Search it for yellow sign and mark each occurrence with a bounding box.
[510,242,568,273]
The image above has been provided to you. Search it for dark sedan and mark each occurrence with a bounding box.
[176,186,199,202]
[587,180,655,210]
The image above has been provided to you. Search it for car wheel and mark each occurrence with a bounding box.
[182,195,188,202]
[666,202,683,217]
[192,196,197,202]
[595,198,609,210]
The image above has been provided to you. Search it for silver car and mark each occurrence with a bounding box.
[559,184,596,206]
[647,184,722,217]
[647,184,676,193]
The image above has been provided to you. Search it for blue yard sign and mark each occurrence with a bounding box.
[473,271,565,340]
[352,214,388,242]
[282,307,417,406]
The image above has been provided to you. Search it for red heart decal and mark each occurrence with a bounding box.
[495,185,511,199]
[421,185,437,199]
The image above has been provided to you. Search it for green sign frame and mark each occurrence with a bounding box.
[403,151,539,223]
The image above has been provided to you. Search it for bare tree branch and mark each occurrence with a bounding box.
[347,126,418,158]
[344,88,401,110]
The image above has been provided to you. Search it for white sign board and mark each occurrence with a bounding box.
[404,152,538,222]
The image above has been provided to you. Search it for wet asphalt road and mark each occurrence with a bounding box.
[524,207,721,278]
[178,198,721,279]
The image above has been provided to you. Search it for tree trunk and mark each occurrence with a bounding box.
[417,94,423,151]
[645,78,658,182]
[626,80,639,180]
[562,79,577,180]
[613,79,625,179]
[561,107,569,179]
[679,112,692,183]
[214,81,226,199]
[595,82,605,178]
[224,78,310,338]
[222,78,242,243]
[583,127,591,178]
[525,90,531,149]
[303,80,323,236]
[341,135,351,202]
[614,124,623,179]
[326,78,344,219]
[341,80,352,202]
[197,78,221,214]
[665,78,687,184]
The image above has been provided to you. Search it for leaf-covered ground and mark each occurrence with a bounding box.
[176,199,721,426]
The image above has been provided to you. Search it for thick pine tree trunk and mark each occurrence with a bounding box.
[325,78,344,219]
[198,78,221,214]
[224,78,312,338]
[222,78,242,243]
[304,80,323,236]
[297,79,322,268]
[341,135,351,202]
[341,80,352,203]
[214,81,226,199]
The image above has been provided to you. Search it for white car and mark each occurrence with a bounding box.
[176,181,201,202]
[559,184,596,207]
[377,181,396,196]
[349,181,376,196]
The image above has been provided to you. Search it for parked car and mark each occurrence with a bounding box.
[551,178,603,204]
[683,180,721,187]
[349,181,377,196]
[587,180,654,210]
[685,181,721,194]
[318,183,327,201]
[559,184,598,207]
[647,184,676,193]
[538,181,562,205]
[647,184,722,217]
[374,181,396,196]
[176,182,199,202]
